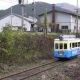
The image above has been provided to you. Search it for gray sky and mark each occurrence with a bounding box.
[0,0,79,10]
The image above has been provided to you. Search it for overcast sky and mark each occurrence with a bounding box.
[0,0,79,10]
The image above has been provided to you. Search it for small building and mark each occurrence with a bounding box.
[0,13,37,32]
[38,3,80,33]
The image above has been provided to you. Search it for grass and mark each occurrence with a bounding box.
[20,31,60,36]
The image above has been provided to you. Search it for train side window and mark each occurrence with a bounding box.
[75,43,77,47]
[55,43,58,49]
[72,43,75,48]
[78,42,80,47]
[70,43,71,48]
[72,43,73,48]
[60,43,63,49]
[64,43,67,49]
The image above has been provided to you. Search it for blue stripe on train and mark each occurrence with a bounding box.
[54,48,80,58]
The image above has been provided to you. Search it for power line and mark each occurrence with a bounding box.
[0,0,17,4]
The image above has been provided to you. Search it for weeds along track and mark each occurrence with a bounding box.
[0,59,75,80]
[0,61,59,80]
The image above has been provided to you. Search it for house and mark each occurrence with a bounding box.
[38,3,80,33]
[0,2,80,33]
[0,13,37,32]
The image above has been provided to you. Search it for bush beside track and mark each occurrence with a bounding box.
[0,27,54,65]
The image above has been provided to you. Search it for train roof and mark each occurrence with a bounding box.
[54,38,80,43]
[54,38,80,41]
[54,35,80,42]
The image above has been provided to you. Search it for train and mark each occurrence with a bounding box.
[54,35,80,59]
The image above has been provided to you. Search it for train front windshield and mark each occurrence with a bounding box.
[55,43,67,50]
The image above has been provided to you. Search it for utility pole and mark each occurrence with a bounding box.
[27,0,28,4]
[18,0,25,30]
[21,3,24,29]
[33,0,35,21]
[31,0,36,31]
[11,6,12,27]
[21,0,25,29]
[44,8,48,37]
[76,0,79,37]
[10,0,13,27]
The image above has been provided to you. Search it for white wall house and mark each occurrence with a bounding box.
[0,14,37,32]
[39,5,80,33]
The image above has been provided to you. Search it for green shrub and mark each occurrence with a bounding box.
[0,29,54,64]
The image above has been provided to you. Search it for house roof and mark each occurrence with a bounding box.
[56,3,80,12]
[39,4,80,17]
[0,13,37,23]
[13,13,37,23]
[0,2,80,19]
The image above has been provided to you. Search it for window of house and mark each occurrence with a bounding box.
[61,26,68,29]
[64,43,67,49]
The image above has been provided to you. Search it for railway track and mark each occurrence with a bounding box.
[0,58,76,80]
[0,61,63,80]
[0,61,56,80]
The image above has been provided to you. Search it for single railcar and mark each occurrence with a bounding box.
[54,35,80,59]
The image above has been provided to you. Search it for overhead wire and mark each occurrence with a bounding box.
[0,0,17,4]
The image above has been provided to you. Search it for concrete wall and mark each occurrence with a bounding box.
[55,12,71,30]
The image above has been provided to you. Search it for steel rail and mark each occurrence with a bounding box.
[0,61,55,80]
[20,62,62,80]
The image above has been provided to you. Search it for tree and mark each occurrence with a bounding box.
[44,8,48,37]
